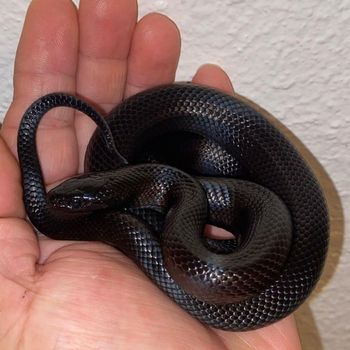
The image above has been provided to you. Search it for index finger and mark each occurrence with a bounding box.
[1,0,79,185]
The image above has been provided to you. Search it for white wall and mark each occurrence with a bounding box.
[1,1,349,349]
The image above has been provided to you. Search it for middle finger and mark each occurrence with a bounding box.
[75,0,138,168]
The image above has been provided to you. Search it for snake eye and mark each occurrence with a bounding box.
[70,197,83,210]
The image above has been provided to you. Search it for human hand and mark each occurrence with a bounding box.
[0,0,302,349]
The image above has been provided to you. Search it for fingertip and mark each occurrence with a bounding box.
[125,12,181,97]
[77,0,138,60]
[138,12,181,43]
[16,0,78,77]
[192,64,234,95]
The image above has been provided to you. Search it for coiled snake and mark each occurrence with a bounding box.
[17,83,329,331]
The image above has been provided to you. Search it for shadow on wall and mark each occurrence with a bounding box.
[296,303,324,350]
[236,93,345,350]
[293,150,343,350]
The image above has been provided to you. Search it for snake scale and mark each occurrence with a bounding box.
[17,83,329,331]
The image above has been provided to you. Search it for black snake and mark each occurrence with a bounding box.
[17,83,329,331]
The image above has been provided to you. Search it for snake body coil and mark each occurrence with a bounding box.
[18,83,329,330]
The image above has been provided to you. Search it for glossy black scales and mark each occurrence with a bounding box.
[18,83,329,331]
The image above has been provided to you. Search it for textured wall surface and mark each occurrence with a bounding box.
[1,1,349,349]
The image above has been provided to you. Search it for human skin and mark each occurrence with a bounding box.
[0,0,302,349]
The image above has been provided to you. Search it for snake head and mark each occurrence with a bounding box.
[47,175,110,213]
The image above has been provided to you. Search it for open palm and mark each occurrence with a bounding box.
[0,1,301,349]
